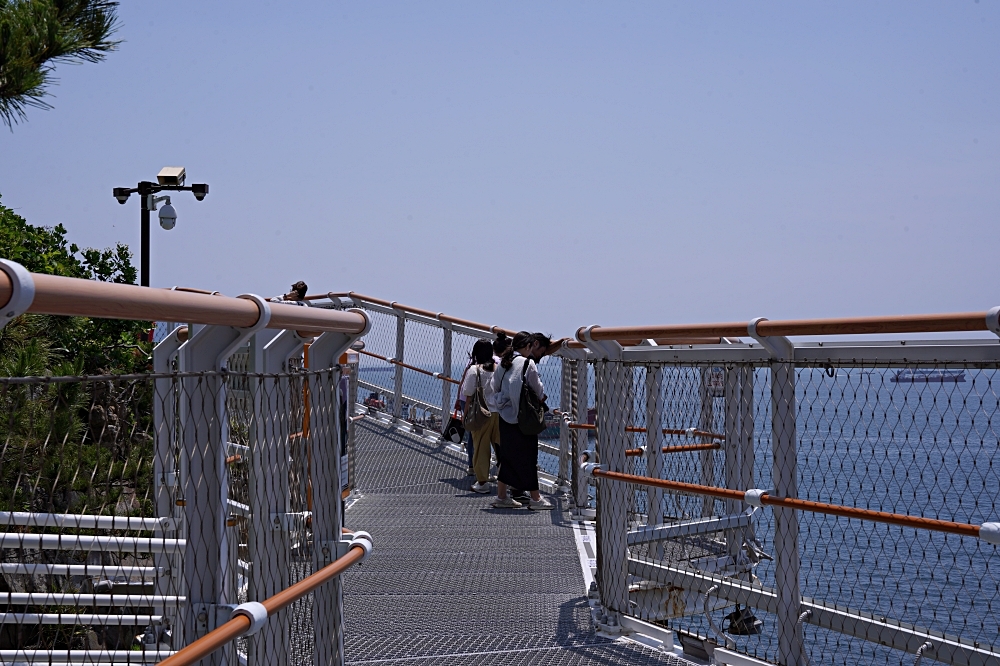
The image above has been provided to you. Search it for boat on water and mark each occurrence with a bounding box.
[891,369,966,383]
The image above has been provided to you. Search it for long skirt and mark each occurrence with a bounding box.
[497,417,539,492]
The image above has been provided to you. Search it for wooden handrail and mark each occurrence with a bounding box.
[157,540,369,666]
[0,268,367,335]
[591,469,982,538]
[624,443,721,456]
[566,422,726,441]
[358,349,462,385]
[579,311,995,343]
[316,291,518,337]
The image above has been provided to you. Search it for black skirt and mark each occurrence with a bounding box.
[497,417,539,492]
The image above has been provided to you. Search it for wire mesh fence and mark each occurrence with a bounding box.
[333,296,579,490]
[586,356,1000,666]
[0,360,349,665]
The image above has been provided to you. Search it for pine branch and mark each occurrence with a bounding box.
[0,0,120,128]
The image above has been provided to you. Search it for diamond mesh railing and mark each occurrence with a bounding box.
[5,259,1000,666]
[574,322,1000,666]
[0,261,369,665]
[314,292,575,491]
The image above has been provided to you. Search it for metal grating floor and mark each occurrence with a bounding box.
[342,420,694,665]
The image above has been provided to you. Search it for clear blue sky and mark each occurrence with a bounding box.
[1,2,997,336]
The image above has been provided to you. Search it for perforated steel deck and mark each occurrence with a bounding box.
[342,420,694,665]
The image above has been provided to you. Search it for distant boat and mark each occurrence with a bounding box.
[891,369,966,383]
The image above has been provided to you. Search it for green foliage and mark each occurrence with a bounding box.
[0,0,120,127]
[0,193,151,375]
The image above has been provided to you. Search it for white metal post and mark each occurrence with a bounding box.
[594,361,630,627]
[347,358,359,494]
[307,329,362,666]
[558,359,572,490]
[247,330,309,666]
[643,365,665,560]
[739,367,755,492]
[441,325,452,433]
[393,311,405,421]
[699,368,715,517]
[723,367,742,560]
[574,360,590,510]
[177,302,268,665]
[771,361,804,666]
[152,328,185,648]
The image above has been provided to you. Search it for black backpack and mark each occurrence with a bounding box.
[517,358,547,436]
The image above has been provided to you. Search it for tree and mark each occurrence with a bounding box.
[0,0,120,128]
[0,193,151,375]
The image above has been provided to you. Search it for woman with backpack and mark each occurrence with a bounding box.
[461,339,500,493]
[490,331,554,510]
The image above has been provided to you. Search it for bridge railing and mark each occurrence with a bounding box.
[309,292,577,493]
[0,260,370,666]
[573,313,1000,666]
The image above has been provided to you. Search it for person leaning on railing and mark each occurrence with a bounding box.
[269,280,311,305]
[490,331,555,510]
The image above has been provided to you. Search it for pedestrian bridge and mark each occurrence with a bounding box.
[340,417,685,665]
[0,262,999,666]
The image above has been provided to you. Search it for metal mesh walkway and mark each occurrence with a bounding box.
[341,419,693,665]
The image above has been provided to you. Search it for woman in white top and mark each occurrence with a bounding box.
[461,339,499,493]
[490,331,554,510]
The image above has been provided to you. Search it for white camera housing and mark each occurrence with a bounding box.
[157,166,186,187]
[158,202,177,230]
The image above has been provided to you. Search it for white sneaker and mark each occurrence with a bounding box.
[471,482,491,494]
[528,497,554,510]
[492,496,523,509]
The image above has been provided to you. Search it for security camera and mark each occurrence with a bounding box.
[191,183,209,201]
[158,200,177,230]
[113,187,131,204]
[157,166,186,187]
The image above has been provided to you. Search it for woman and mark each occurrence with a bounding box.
[461,339,500,493]
[490,331,554,510]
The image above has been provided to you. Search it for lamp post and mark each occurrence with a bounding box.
[113,167,209,287]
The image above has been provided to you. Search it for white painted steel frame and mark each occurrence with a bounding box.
[0,650,174,664]
[0,512,171,531]
[589,339,1000,365]
[393,310,405,421]
[627,557,1000,666]
[594,361,630,627]
[345,299,495,342]
[0,564,162,577]
[356,379,442,416]
[0,534,184,552]
[770,359,804,666]
[1,593,184,606]
[644,366,665,559]
[0,614,163,625]
[627,512,754,545]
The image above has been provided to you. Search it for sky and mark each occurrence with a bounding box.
[0,2,997,337]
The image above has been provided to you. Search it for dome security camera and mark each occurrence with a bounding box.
[158,201,177,230]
